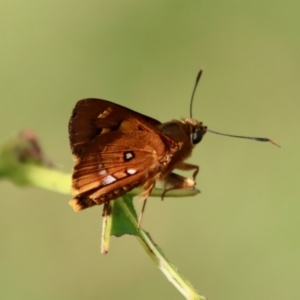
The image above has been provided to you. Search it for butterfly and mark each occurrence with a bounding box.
[68,70,279,225]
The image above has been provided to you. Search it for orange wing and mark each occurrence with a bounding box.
[69,99,177,210]
[69,99,177,156]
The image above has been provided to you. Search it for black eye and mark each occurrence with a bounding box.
[191,131,203,144]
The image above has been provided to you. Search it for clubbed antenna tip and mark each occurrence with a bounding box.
[190,68,204,118]
[207,129,281,148]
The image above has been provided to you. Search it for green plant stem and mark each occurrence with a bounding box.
[9,164,71,194]
[117,197,206,300]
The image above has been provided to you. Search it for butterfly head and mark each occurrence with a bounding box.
[183,118,207,145]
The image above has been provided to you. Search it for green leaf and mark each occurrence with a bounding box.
[111,195,139,237]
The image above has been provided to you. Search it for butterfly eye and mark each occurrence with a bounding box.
[191,131,203,144]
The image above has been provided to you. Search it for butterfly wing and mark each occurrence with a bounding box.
[69,99,177,156]
[69,99,177,210]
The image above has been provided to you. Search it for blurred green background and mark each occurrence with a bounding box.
[0,1,299,299]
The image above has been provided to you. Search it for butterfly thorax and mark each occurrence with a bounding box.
[158,118,206,177]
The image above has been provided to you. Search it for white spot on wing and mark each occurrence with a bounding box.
[126,169,136,175]
[125,152,133,160]
[99,169,107,176]
[99,163,103,168]
[98,107,112,118]
[102,175,117,186]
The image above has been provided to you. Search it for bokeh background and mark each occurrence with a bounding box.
[0,1,299,300]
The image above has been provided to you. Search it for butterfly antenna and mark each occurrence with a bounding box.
[190,68,204,118]
[207,129,281,148]
[138,200,147,228]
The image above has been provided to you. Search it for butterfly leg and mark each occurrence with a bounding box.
[175,162,199,180]
[161,172,196,200]
[102,201,112,217]
[136,183,155,228]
